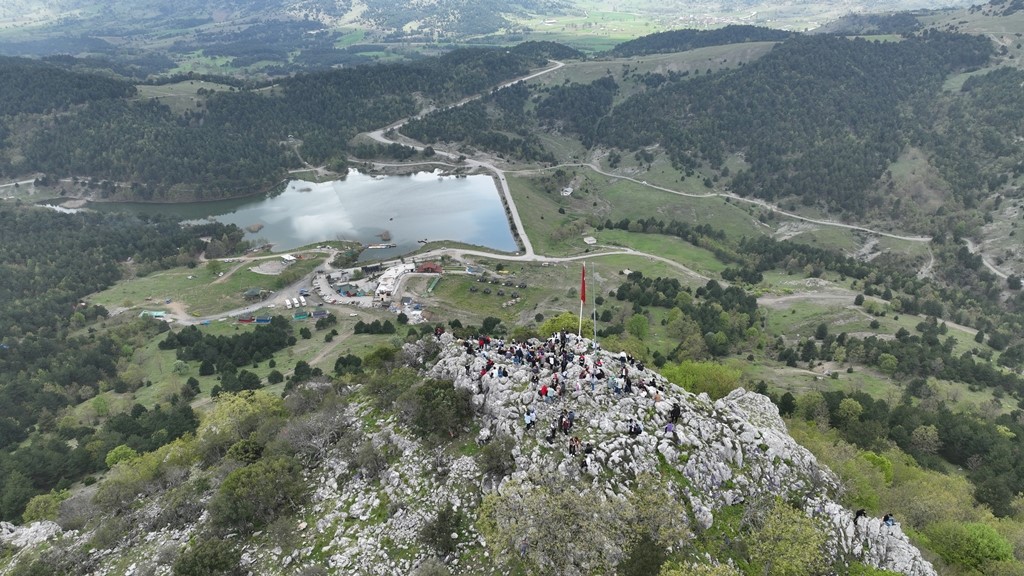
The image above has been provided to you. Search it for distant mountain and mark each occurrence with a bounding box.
[0,0,974,57]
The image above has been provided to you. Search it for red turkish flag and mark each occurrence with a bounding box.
[580,263,586,303]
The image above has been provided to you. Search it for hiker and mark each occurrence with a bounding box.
[568,436,580,456]
[670,402,681,424]
[883,513,896,527]
[854,509,866,524]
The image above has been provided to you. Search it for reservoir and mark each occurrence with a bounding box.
[89,170,518,258]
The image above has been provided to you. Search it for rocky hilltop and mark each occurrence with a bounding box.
[0,333,934,576]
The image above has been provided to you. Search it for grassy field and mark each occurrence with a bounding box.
[135,81,237,114]
[90,255,325,317]
[529,43,777,102]
[595,229,725,278]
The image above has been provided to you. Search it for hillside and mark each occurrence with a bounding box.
[0,0,975,74]
[0,334,936,576]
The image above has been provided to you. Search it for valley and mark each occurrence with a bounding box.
[3,4,1024,576]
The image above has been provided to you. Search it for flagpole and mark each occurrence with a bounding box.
[592,261,597,346]
[578,263,585,337]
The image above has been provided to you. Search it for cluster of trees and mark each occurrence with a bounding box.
[0,206,255,521]
[790,419,1019,575]
[5,46,554,200]
[777,379,1024,518]
[777,316,1024,398]
[925,66,1024,204]
[353,319,397,335]
[0,209,240,340]
[159,317,292,369]
[612,275,759,358]
[535,76,618,146]
[0,56,136,116]
[596,32,993,215]
[402,82,556,163]
[609,25,793,57]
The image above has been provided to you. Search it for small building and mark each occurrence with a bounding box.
[336,284,361,296]
[281,254,297,263]
[243,288,264,301]
[416,262,443,274]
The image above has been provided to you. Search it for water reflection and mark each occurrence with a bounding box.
[84,170,517,257]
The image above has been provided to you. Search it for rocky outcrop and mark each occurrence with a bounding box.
[0,334,936,576]
[0,521,63,549]
[428,333,936,576]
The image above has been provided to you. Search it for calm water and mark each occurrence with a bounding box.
[87,170,518,258]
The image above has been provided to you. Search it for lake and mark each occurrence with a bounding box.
[86,170,518,259]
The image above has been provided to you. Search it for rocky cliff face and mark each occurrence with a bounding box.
[0,334,935,576]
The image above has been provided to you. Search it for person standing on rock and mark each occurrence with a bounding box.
[670,402,681,424]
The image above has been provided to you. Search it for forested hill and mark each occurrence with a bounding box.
[0,46,557,201]
[608,25,794,57]
[0,57,136,116]
[595,31,993,216]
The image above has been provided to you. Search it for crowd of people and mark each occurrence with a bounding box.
[459,330,682,472]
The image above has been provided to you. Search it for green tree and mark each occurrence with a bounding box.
[814,322,829,340]
[878,353,899,375]
[21,490,69,523]
[910,424,941,455]
[1,471,38,520]
[476,433,516,477]
[293,360,312,381]
[402,379,473,441]
[538,312,594,338]
[104,444,139,469]
[661,361,741,400]
[748,498,827,576]
[925,521,1013,571]
[627,314,649,340]
[796,391,829,429]
[420,503,467,555]
[173,360,190,375]
[209,455,306,533]
[836,398,863,428]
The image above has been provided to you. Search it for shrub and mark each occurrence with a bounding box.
[476,433,515,477]
[209,456,306,533]
[925,521,1013,571]
[400,379,473,442]
[172,537,244,576]
[22,490,69,523]
[420,503,467,555]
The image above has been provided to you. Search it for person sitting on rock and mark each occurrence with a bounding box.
[883,513,896,527]
[854,509,866,524]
